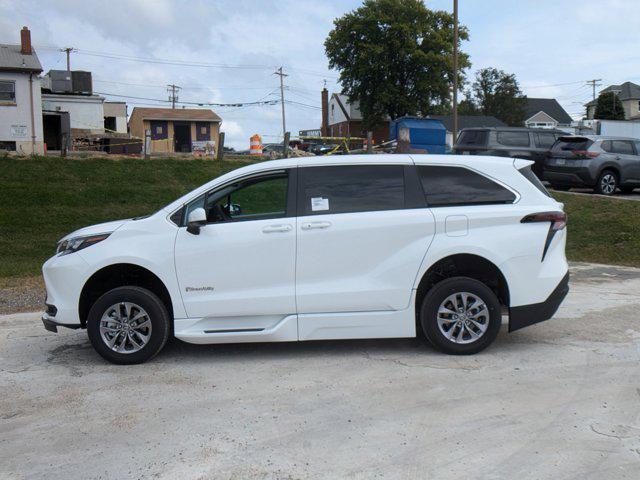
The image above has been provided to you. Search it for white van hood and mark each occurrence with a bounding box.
[59,219,130,242]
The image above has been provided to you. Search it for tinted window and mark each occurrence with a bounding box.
[496,131,530,147]
[552,137,594,152]
[634,141,640,155]
[457,130,488,146]
[611,140,634,155]
[418,166,516,206]
[518,166,550,197]
[300,165,404,215]
[601,141,613,152]
[535,132,557,148]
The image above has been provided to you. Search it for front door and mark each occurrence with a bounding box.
[295,163,436,339]
[174,169,297,331]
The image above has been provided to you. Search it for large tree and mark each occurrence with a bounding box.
[465,68,526,126]
[324,0,470,129]
[594,92,625,120]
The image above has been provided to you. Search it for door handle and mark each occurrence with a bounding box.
[262,224,292,233]
[301,221,332,230]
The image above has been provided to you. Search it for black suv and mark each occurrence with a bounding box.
[453,127,567,178]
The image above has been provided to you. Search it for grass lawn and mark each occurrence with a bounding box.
[1,156,639,282]
[553,192,640,268]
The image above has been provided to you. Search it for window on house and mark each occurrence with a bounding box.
[0,81,16,103]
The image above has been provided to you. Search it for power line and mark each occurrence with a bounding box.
[93,91,279,108]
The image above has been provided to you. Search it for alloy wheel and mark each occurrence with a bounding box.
[99,302,152,354]
[600,174,616,194]
[436,292,489,344]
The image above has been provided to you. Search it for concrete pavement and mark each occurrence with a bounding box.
[1,262,640,479]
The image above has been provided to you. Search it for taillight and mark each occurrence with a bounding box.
[521,211,567,261]
[571,150,599,158]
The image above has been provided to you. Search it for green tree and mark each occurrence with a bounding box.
[468,68,526,126]
[594,92,625,120]
[324,0,470,129]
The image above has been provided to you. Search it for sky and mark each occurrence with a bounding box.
[1,0,639,149]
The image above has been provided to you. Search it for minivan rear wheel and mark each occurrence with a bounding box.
[594,170,618,195]
[87,286,170,364]
[420,277,502,355]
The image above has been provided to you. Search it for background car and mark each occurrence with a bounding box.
[544,136,640,195]
[453,127,567,178]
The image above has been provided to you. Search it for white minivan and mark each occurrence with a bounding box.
[42,155,569,364]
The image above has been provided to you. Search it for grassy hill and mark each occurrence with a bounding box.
[1,156,639,280]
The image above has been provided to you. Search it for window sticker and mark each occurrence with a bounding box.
[311,197,329,211]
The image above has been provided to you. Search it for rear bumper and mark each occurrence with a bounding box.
[508,272,569,332]
[544,167,595,186]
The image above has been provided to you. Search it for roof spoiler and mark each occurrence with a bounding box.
[513,158,534,170]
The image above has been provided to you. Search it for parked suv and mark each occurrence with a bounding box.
[42,155,569,364]
[545,136,640,195]
[453,127,566,178]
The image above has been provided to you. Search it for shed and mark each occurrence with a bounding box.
[389,117,447,154]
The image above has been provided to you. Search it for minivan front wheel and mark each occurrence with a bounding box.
[420,277,501,355]
[87,286,170,364]
[595,170,618,195]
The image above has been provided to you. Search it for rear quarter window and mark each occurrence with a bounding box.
[418,165,516,206]
[457,130,488,146]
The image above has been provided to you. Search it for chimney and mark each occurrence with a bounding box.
[321,88,329,137]
[20,26,32,55]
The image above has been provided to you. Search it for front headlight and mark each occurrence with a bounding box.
[56,233,111,256]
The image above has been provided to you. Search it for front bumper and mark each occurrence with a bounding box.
[509,272,570,332]
[42,312,82,333]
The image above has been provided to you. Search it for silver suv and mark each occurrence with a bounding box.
[544,136,640,195]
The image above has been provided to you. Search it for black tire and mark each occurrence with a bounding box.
[619,186,635,194]
[420,277,502,355]
[594,170,618,195]
[550,184,571,191]
[87,286,170,364]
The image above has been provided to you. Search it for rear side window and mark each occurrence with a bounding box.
[552,137,594,152]
[496,131,530,147]
[534,132,557,148]
[300,165,405,215]
[457,130,488,146]
[518,166,550,197]
[418,166,516,206]
[611,140,634,155]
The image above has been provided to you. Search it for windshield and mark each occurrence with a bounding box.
[457,130,488,146]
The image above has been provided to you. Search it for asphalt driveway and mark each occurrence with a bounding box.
[1,263,640,479]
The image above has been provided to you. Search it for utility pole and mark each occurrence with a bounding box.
[60,47,75,71]
[167,84,181,109]
[452,0,459,146]
[586,78,602,101]
[274,67,288,142]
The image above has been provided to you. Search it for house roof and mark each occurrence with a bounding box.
[0,43,42,73]
[585,82,640,106]
[426,114,506,131]
[524,98,572,124]
[130,107,221,122]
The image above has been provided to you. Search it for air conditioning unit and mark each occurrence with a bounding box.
[47,70,73,93]
[72,71,93,95]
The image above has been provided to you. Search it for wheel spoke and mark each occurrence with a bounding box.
[436,291,489,345]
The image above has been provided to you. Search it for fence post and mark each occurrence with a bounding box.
[216,132,225,160]
[60,133,68,158]
[283,131,291,158]
[144,129,151,160]
[367,131,373,154]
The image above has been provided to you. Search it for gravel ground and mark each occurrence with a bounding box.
[0,277,44,315]
[1,262,640,479]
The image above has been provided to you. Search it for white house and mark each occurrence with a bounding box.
[103,101,127,134]
[42,92,106,135]
[0,27,44,154]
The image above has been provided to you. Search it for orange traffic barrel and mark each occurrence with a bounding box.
[249,134,262,155]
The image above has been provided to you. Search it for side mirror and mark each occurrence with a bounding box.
[186,207,207,235]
